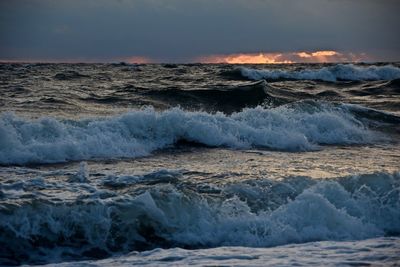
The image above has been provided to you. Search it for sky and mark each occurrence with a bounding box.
[0,0,399,63]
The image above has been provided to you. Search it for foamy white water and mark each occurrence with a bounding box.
[1,63,399,266]
[240,64,400,82]
[35,237,400,267]
[0,101,386,165]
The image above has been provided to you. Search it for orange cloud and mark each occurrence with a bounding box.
[295,50,343,62]
[199,53,293,64]
[198,50,370,64]
[206,53,294,64]
[297,50,338,58]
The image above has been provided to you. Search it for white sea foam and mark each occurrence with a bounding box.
[1,171,399,265]
[240,64,400,82]
[0,102,382,164]
[37,237,400,267]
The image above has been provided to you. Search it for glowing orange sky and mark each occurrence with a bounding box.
[205,53,294,64]
[198,51,370,64]
[0,51,371,64]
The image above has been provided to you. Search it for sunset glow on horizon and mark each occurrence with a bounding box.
[198,51,370,64]
[124,56,153,64]
[200,53,294,64]
[0,51,371,64]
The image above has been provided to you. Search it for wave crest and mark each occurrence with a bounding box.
[0,101,385,165]
[1,171,399,264]
[239,64,400,82]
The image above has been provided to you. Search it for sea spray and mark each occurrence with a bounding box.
[0,101,384,165]
[0,171,398,265]
[239,64,400,82]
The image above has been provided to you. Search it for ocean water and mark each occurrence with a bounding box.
[0,63,399,266]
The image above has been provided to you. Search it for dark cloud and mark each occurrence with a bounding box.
[0,0,399,62]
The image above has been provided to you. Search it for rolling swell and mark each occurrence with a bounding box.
[0,101,389,165]
[347,78,400,96]
[54,70,89,80]
[237,64,400,82]
[0,171,399,265]
[141,80,280,112]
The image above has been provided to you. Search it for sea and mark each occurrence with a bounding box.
[0,63,399,266]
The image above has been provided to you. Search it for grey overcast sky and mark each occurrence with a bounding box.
[0,0,399,62]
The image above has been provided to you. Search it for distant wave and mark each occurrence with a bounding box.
[1,170,399,264]
[0,101,390,165]
[238,64,400,82]
[54,70,89,80]
[142,80,274,113]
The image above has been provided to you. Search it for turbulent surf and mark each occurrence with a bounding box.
[0,63,399,266]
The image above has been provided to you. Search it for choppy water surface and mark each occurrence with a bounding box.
[0,63,399,266]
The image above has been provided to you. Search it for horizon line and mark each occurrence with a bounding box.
[0,50,397,65]
[1,60,398,64]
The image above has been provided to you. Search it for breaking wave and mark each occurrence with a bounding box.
[0,101,388,165]
[0,171,399,265]
[239,64,400,82]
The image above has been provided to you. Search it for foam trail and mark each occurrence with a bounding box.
[240,64,400,82]
[0,171,399,265]
[0,102,384,164]
[43,238,400,267]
